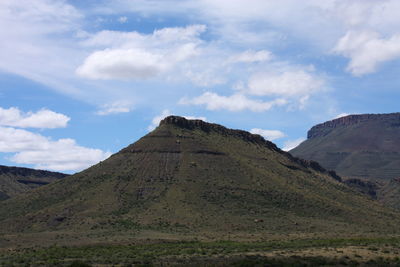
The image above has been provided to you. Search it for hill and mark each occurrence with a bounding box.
[290,113,400,180]
[344,177,400,211]
[0,116,399,247]
[0,165,68,200]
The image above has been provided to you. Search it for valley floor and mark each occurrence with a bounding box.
[2,236,400,266]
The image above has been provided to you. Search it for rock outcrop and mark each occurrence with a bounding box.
[160,116,279,149]
[307,113,400,139]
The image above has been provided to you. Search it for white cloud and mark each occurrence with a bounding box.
[0,0,81,33]
[329,0,400,31]
[0,126,111,172]
[5,0,400,122]
[96,101,133,115]
[250,128,286,141]
[178,64,325,114]
[282,137,305,151]
[0,0,85,97]
[180,92,287,112]
[77,25,205,80]
[228,50,272,63]
[81,25,206,48]
[3,0,400,104]
[104,0,400,76]
[334,31,400,76]
[0,1,334,114]
[0,107,70,129]
[247,70,324,97]
[194,0,400,50]
[77,48,167,80]
[74,24,279,92]
[105,0,345,46]
[0,126,48,153]
[148,109,207,131]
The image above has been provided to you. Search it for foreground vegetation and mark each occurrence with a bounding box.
[2,237,400,266]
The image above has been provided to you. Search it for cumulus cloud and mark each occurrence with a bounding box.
[77,48,167,80]
[179,65,322,113]
[148,109,206,131]
[180,92,287,112]
[0,107,70,129]
[334,31,400,76]
[250,128,286,141]
[96,101,133,115]
[0,105,110,172]
[0,126,111,172]
[77,25,205,80]
[282,137,305,151]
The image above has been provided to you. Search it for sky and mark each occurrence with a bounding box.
[1,0,400,173]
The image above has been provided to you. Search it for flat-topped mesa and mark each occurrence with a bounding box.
[308,112,400,139]
[159,116,341,181]
[159,116,280,151]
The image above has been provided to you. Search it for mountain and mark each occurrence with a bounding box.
[291,113,400,180]
[0,165,68,200]
[0,116,399,246]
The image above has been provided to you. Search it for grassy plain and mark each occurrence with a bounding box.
[2,236,400,266]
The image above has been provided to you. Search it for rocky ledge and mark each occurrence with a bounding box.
[160,116,280,151]
[307,112,400,139]
[159,116,342,182]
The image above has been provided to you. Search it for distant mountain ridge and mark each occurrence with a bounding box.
[308,113,400,139]
[0,165,68,200]
[291,112,400,180]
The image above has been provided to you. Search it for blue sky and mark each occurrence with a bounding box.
[1,0,400,173]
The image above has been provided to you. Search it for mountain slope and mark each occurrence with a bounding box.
[0,175,28,200]
[0,165,68,200]
[0,116,399,244]
[344,177,400,211]
[291,113,400,180]
[379,178,400,210]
